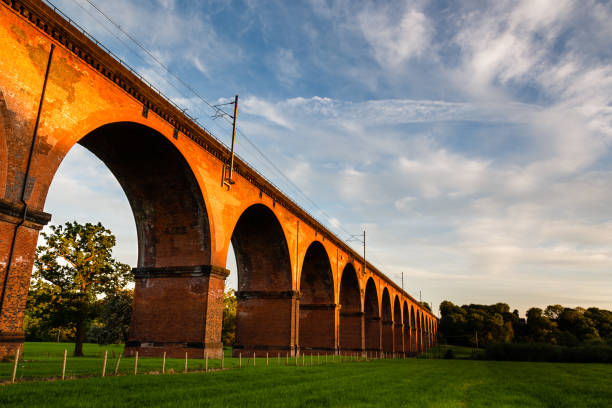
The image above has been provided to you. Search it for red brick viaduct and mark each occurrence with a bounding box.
[0,0,437,360]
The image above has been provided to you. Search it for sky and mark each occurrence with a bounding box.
[40,0,612,316]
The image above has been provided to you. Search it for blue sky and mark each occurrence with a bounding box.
[42,0,612,315]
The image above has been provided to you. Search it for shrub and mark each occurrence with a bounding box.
[483,342,612,363]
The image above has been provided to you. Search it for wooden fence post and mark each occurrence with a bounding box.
[102,350,108,377]
[205,352,208,372]
[184,352,188,373]
[61,349,67,380]
[11,347,20,384]
[134,351,139,375]
[114,353,122,376]
[162,351,166,374]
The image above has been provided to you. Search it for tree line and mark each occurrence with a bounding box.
[439,300,612,347]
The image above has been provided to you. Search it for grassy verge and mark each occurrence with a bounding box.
[2,357,611,407]
[0,342,341,381]
[419,344,478,359]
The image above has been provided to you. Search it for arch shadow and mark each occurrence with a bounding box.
[364,278,380,353]
[299,241,334,352]
[338,263,361,354]
[381,288,393,353]
[393,296,402,353]
[231,204,294,356]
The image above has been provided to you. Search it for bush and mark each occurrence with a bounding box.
[443,349,455,359]
[483,342,612,363]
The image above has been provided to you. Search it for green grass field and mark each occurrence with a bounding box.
[1,343,611,407]
[0,342,241,380]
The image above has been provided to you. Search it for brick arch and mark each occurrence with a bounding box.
[69,122,218,359]
[298,240,334,352]
[231,203,294,356]
[416,310,422,352]
[410,305,417,352]
[78,122,212,268]
[339,262,361,353]
[393,295,402,353]
[364,277,380,353]
[0,90,10,196]
[381,287,393,353]
[403,301,410,354]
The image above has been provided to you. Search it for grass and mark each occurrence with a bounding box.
[0,342,271,381]
[419,344,477,359]
[1,343,611,407]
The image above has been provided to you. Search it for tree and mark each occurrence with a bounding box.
[33,222,132,356]
[87,290,133,345]
[222,289,237,347]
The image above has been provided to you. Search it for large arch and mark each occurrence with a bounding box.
[338,263,361,354]
[416,310,422,352]
[74,122,218,359]
[231,204,295,356]
[381,288,393,353]
[393,296,402,354]
[364,278,380,354]
[427,317,432,348]
[403,301,410,354]
[79,122,212,268]
[411,306,417,353]
[298,241,335,353]
[0,90,9,195]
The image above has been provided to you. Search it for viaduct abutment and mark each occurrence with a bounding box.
[0,0,438,360]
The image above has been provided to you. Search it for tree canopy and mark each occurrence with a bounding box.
[439,300,612,347]
[28,222,132,356]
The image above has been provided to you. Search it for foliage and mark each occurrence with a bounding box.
[439,300,612,348]
[86,290,134,344]
[419,301,432,312]
[222,289,237,347]
[27,222,132,356]
[482,342,612,363]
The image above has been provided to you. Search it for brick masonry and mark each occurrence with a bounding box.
[0,0,437,359]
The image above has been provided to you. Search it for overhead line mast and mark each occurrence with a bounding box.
[213,95,239,189]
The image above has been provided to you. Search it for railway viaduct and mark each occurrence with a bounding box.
[0,0,437,360]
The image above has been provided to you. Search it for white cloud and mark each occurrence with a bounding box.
[241,96,294,129]
[358,4,432,69]
[275,48,301,84]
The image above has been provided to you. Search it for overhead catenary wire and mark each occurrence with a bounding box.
[72,0,354,239]
[69,0,231,142]
[58,0,390,270]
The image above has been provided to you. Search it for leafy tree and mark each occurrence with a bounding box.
[222,289,237,347]
[87,290,133,345]
[439,300,612,348]
[32,222,132,356]
[544,304,564,320]
[420,301,432,312]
